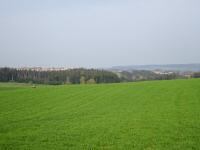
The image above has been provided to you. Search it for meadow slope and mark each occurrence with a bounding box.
[0,79,200,149]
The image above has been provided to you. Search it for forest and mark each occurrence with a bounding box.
[0,67,199,85]
[0,68,120,85]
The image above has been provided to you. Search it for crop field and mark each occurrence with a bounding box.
[0,79,200,149]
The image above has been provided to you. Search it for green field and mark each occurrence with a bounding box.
[0,79,200,149]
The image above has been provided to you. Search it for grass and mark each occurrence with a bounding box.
[0,79,200,149]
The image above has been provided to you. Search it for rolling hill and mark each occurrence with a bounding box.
[111,63,200,72]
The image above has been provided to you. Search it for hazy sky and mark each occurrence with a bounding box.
[0,0,200,68]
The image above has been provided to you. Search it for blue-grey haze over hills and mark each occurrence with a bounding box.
[0,0,200,68]
[111,63,200,72]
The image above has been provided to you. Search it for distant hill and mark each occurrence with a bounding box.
[110,63,200,72]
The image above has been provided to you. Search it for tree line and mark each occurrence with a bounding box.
[1,67,199,85]
[115,70,187,82]
[193,72,200,78]
[0,68,120,85]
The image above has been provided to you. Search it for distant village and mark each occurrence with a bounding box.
[15,66,195,79]
[17,67,70,72]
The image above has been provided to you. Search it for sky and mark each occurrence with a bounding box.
[0,0,200,68]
